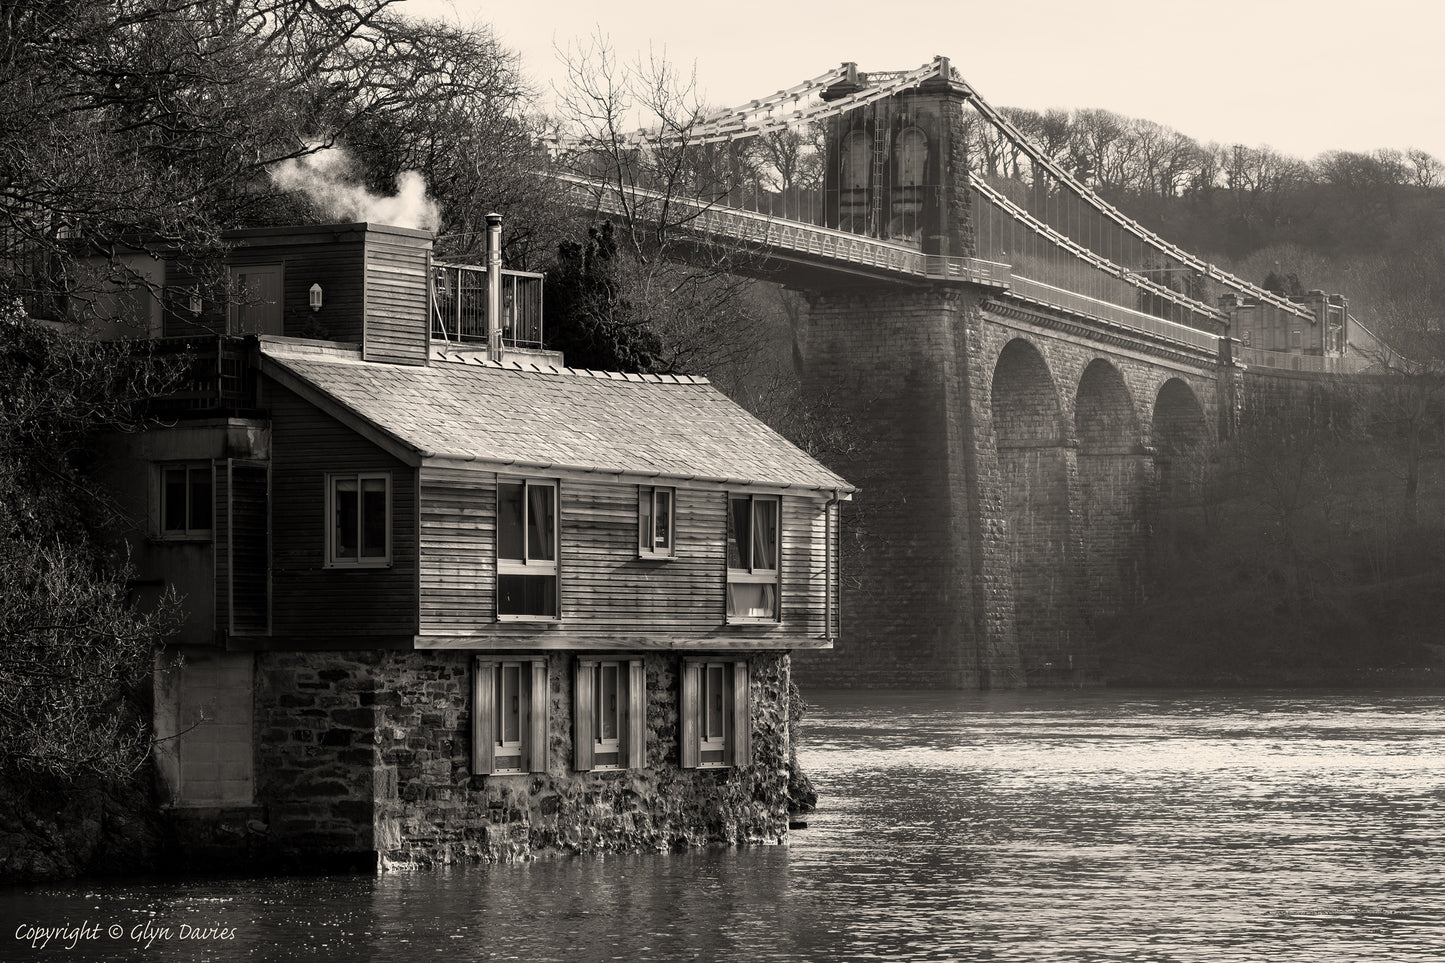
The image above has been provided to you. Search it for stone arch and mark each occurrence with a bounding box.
[1150,378,1211,502]
[989,339,1074,680]
[1074,359,1145,617]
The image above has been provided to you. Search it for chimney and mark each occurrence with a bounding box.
[486,212,503,361]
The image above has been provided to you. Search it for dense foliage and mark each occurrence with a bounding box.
[0,302,181,779]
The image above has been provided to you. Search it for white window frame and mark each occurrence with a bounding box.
[638,485,675,558]
[155,462,214,540]
[726,493,781,622]
[325,471,392,568]
[680,659,751,770]
[494,661,526,773]
[473,658,548,776]
[496,478,559,621]
[573,659,646,772]
[594,662,622,764]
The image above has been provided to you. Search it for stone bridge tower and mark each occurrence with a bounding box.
[791,63,1218,689]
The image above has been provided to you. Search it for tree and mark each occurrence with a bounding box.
[545,34,777,377]
[1,0,533,312]
[0,301,180,780]
[0,0,538,780]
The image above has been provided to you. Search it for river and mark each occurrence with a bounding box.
[3,688,1442,961]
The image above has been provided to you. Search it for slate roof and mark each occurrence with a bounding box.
[261,343,855,494]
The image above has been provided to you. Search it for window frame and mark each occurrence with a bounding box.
[473,657,548,776]
[638,485,676,558]
[725,493,781,623]
[155,461,214,540]
[573,658,646,772]
[496,477,560,621]
[324,471,392,569]
[680,659,751,770]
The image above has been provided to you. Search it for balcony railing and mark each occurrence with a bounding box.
[137,336,259,417]
[431,262,545,349]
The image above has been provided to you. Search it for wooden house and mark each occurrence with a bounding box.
[97,219,854,870]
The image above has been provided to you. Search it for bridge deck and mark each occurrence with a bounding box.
[558,174,1224,356]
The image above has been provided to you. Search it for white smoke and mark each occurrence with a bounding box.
[269,146,442,233]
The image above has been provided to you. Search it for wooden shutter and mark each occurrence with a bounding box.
[472,660,495,775]
[626,659,646,770]
[528,658,549,773]
[680,660,700,769]
[730,660,751,767]
[574,660,595,771]
[228,460,271,636]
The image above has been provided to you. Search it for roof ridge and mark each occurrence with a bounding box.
[430,351,710,384]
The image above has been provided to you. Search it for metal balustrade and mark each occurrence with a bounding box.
[431,262,545,349]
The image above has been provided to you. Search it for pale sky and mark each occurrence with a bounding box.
[404,0,1445,163]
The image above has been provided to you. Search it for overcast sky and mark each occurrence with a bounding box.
[405,0,1445,163]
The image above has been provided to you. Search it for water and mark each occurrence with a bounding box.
[3,688,1442,962]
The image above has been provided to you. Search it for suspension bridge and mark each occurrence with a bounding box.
[547,57,1368,688]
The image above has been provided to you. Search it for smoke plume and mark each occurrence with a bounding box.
[269,146,442,232]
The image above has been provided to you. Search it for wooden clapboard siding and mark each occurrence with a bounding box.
[418,464,496,628]
[228,229,367,342]
[780,496,829,637]
[212,459,230,637]
[363,231,430,365]
[229,461,271,635]
[417,472,835,649]
[268,384,419,638]
[162,258,225,338]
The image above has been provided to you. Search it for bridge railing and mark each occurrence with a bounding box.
[1003,276,1220,353]
[1236,346,1364,374]
[554,172,1009,287]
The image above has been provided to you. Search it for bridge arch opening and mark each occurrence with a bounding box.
[1151,378,1210,501]
[990,339,1074,680]
[1074,360,1144,619]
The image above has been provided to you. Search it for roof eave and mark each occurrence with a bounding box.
[423,452,856,497]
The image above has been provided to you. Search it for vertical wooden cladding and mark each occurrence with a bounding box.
[268,384,418,638]
[418,472,837,643]
[363,230,431,366]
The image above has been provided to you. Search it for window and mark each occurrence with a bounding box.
[473,658,548,775]
[326,472,390,567]
[573,659,646,771]
[639,486,674,557]
[158,463,213,538]
[228,264,283,335]
[726,494,780,621]
[680,659,750,769]
[497,479,558,618]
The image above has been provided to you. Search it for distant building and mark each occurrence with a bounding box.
[89,219,852,870]
[1220,290,1364,373]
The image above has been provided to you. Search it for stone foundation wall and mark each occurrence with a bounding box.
[248,650,792,871]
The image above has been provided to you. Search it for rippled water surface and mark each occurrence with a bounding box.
[4,688,1443,961]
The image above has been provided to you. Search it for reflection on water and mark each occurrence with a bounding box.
[3,688,1443,961]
